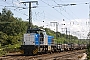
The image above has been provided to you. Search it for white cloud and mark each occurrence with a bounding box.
[19,0,24,2]
[68,19,89,39]
[20,0,38,2]
[33,19,89,39]
[13,0,22,7]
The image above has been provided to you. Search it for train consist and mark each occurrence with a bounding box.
[20,28,87,55]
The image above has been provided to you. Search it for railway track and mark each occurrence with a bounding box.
[0,49,86,60]
[36,50,85,60]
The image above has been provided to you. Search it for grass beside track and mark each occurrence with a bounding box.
[87,44,90,60]
[0,44,21,56]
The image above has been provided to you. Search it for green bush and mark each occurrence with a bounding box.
[0,43,21,56]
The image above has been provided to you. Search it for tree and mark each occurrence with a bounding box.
[0,32,8,45]
[0,8,28,46]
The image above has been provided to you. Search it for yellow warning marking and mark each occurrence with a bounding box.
[33,48,38,54]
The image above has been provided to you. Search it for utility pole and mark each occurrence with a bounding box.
[62,28,67,43]
[89,2,90,44]
[66,28,67,41]
[50,22,58,39]
[85,2,90,45]
[67,31,70,43]
[61,19,68,43]
[21,1,38,29]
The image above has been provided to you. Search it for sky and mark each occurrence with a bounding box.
[0,0,90,39]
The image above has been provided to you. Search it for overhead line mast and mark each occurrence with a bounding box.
[89,2,90,43]
[21,1,38,29]
[50,22,58,39]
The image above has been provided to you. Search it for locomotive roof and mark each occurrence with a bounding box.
[28,28,45,31]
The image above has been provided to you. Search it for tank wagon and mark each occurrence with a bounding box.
[20,28,87,55]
